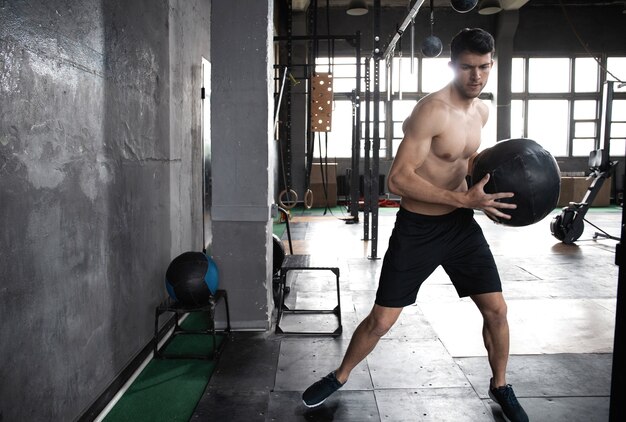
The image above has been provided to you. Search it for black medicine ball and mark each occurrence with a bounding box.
[471,138,561,227]
[450,0,478,13]
[272,234,285,275]
[421,35,443,58]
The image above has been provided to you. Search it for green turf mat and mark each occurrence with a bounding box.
[103,313,223,422]
[162,333,223,357]
[291,205,349,216]
[179,311,216,331]
[585,205,622,212]
[103,358,215,422]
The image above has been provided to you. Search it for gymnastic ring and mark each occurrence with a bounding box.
[278,189,298,209]
[304,189,313,209]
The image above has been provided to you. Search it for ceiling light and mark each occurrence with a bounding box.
[347,0,368,16]
[478,0,502,15]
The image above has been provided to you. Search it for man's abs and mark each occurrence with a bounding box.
[399,197,460,216]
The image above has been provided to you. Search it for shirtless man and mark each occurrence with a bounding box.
[302,28,529,422]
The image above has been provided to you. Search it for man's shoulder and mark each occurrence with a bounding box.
[416,92,453,115]
[406,94,452,137]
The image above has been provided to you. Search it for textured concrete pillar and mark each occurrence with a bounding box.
[211,0,275,330]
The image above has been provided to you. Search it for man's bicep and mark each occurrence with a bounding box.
[393,134,432,171]
[467,152,478,175]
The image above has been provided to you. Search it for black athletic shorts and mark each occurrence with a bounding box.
[375,207,502,307]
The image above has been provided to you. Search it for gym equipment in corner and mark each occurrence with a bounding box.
[155,251,231,360]
[551,81,620,244]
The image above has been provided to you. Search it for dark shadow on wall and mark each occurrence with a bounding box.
[0,0,171,421]
[88,0,172,418]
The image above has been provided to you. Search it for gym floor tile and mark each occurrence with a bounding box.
[207,335,280,392]
[194,208,620,421]
[284,273,340,294]
[367,338,470,389]
[419,298,615,356]
[513,259,618,283]
[375,388,494,422]
[267,390,379,421]
[489,263,542,282]
[276,312,343,335]
[349,289,378,306]
[344,272,381,291]
[353,301,439,340]
[478,213,619,259]
[191,389,269,422]
[282,288,342,309]
[274,338,373,391]
[415,281,467,304]
[517,397,610,422]
[498,277,618,300]
[456,353,612,398]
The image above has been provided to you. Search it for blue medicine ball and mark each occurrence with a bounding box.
[165,251,219,307]
[471,138,561,227]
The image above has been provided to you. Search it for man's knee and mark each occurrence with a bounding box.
[473,293,508,324]
[483,301,508,326]
[365,306,401,337]
[365,314,394,337]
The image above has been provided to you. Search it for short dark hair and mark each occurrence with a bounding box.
[450,28,495,62]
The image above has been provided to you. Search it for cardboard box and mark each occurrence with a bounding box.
[310,183,337,208]
[557,176,611,207]
[311,163,337,208]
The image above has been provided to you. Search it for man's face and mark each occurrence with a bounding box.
[449,52,493,99]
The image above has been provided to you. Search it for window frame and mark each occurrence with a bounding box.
[511,54,626,158]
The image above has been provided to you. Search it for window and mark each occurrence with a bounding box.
[391,100,415,156]
[391,57,418,94]
[392,100,415,129]
[313,57,361,159]
[512,58,525,93]
[508,56,626,158]
[320,100,353,158]
[605,58,626,155]
[422,58,452,92]
[481,99,497,151]
[511,100,525,139]
[361,99,386,146]
[528,100,569,156]
[574,58,599,92]
[315,57,359,93]
[572,100,598,156]
[609,99,626,156]
[528,58,570,93]
[607,57,626,93]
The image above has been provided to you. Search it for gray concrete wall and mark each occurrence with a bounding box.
[0,0,210,420]
[169,0,211,256]
[211,0,275,330]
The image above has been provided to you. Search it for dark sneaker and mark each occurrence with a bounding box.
[488,379,529,422]
[302,371,345,408]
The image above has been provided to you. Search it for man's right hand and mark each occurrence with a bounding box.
[463,174,517,221]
